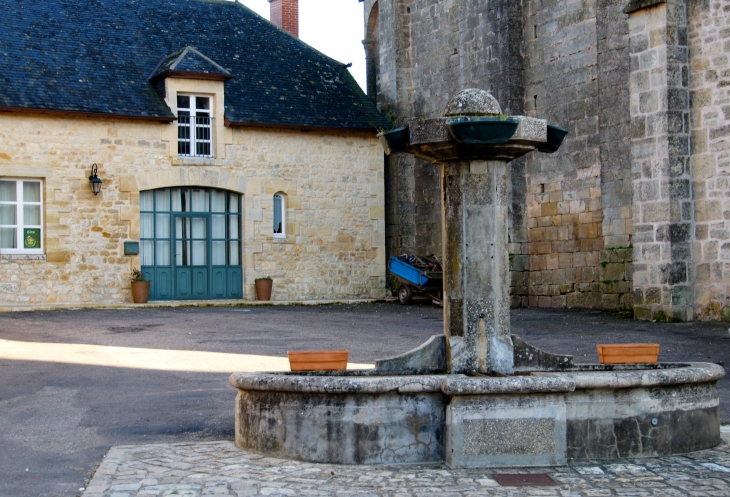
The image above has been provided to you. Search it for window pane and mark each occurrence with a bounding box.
[273,195,283,234]
[191,190,209,212]
[155,240,170,266]
[212,215,225,239]
[229,215,239,239]
[155,240,171,265]
[23,205,40,225]
[178,111,191,156]
[211,191,225,212]
[229,241,239,265]
[175,240,184,265]
[140,191,154,211]
[196,142,211,157]
[0,181,16,201]
[195,123,210,141]
[140,213,154,238]
[191,217,206,238]
[23,182,41,202]
[192,240,206,265]
[0,204,16,225]
[155,214,170,238]
[0,227,16,248]
[172,188,188,212]
[177,95,190,109]
[175,217,186,239]
[140,240,154,265]
[212,241,225,265]
[155,189,170,211]
[196,96,210,110]
[229,194,239,213]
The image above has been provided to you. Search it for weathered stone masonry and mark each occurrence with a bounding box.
[0,113,386,305]
[366,0,634,311]
[366,0,730,320]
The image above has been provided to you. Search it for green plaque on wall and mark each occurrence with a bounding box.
[24,228,40,249]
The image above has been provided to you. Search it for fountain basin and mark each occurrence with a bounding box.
[230,362,723,468]
[538,124,570,153]
[377,126,409,155]
[445,116,520,144]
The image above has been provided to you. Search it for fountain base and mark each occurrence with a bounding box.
[230,361,723,468]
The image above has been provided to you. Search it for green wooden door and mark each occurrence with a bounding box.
[140,187,242,300]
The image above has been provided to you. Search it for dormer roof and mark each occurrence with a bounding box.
[149,47,233,83]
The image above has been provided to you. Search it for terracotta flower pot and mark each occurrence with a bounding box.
[131,280,150,304]
[287,350,349,371]
[596,343,660,364]
[255,279,272,300]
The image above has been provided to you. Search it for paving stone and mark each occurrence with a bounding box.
[83,437,730,496]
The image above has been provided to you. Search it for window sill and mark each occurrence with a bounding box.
[272,235,289,243]
[173,156,217,167]
[1,253,46,261]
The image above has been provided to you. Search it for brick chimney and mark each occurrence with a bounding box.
[269,0,299,37]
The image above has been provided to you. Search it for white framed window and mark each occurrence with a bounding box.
[177,94,213,157]
[0,179,43,253]
[273,193,286,238]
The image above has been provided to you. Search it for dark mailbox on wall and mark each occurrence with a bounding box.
[124,241,140,256]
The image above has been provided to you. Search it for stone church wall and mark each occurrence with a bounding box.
[688,0,730,320]
[523,0,633,310]
[367,0,633,310]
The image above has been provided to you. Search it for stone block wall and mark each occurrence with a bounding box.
[688,0,730,320]
[522,0,633,309]
[628,0,694,321]
[0,113,385,305]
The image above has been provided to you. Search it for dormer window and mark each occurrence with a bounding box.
[149,47,233,161]
[177,95,212,157]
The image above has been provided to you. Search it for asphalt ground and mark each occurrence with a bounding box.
[0,303,728,496]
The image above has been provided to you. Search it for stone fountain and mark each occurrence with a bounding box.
[230,90,724,468]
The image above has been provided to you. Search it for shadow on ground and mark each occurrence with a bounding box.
[0,303,727,496]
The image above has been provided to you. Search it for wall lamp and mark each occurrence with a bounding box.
[89,163,102,196]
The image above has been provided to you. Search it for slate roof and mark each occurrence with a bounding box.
[0,0,389,129]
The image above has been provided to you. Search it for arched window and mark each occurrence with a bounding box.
[365,2,380,104]
[273,193,285,237]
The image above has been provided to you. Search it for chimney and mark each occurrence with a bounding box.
[269,0,299,37]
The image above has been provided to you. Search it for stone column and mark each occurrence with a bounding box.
[443,160,513,374]
[626,0,693,321]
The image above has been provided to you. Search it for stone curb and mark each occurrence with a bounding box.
[0,298,396,313]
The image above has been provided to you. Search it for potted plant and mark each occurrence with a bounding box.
[130,268,150,304]
[288,350,349,371]
[255,276,273,301]
[596,343,660,364]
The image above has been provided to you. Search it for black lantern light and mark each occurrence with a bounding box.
[89,163,102,196]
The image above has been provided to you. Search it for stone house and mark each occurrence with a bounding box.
[363,0,730,321]
[0,0,390,305]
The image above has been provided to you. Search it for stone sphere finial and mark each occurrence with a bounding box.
[443,89,502,117]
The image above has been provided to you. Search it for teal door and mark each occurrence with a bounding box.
[174,215,208,299]
[140,187,242,300]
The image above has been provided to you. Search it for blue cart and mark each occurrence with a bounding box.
[389,255,443,305]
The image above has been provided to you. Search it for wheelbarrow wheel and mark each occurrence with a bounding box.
[398,284,413,305]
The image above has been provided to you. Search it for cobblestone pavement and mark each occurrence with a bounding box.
[83,434,730,497]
